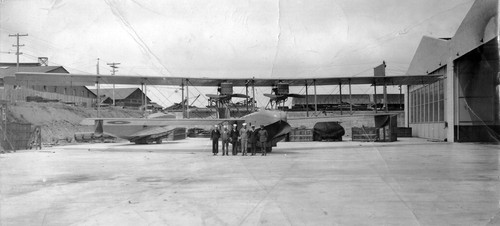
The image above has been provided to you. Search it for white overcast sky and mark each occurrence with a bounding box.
[0,0,474,107]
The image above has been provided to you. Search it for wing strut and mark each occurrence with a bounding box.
[339,81,343,115]
[245,81,249,112]
[305,80,309,117]
[181,80,185,118]
[383,78,388,112]
[96,78,100,117]
[349,79,353,114]
[251,79,256,112]
[186,79,190,119]
[313,79,317,116]
[373,81,378,113]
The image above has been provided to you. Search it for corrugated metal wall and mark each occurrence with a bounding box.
[0,122,35,151]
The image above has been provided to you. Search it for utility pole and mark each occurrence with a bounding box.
[96,58,100,117]
[7,33,28,103]
[8,33,28,72]
[107,62,120,106]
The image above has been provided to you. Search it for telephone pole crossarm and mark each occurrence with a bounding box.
[107,62,121,106]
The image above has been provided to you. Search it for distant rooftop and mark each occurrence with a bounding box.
[0,65,68,78]
[89,88,143,100]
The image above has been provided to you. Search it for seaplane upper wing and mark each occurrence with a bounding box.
[8,72,442,86]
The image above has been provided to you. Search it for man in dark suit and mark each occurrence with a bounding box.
[230,124,239,155]
[210,125,221,155]
[258,125,268,156]
[248,125,257,156]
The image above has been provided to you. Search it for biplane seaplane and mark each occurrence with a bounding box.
[6,70,441,150]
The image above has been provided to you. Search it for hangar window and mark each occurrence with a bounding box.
[410,78,445,124]
[438,79,444,121]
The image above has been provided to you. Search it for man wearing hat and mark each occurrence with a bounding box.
[210,125,221,155]
[248,124,257,156]
[239,123,249,156]
[230,124,239,155]
[221,125,230,156]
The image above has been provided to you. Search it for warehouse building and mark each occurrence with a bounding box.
[0,62,96,106]
[405,0,499,142]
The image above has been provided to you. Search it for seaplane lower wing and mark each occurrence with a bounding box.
[81,117,245,144]
[127,126,178,144]
[81,110,290,150]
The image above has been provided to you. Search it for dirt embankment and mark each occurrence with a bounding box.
[6,102,144,144]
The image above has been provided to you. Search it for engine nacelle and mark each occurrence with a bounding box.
[219,82,233,95]
[276,82,289,95]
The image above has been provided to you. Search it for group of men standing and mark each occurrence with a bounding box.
[210,123,268,156]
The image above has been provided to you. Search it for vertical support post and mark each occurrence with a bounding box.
[113,84,115,106]
[383,79,388,112]
[313,79,317,116]
[1,104,6,144]
[107,62,120,106]
[305,80,309,117]
[96,79,100,118]
[144,82,148,114]
[181,80,185,118]
[404,85,409,127]
[141,83,144,111]
[399,85,403,110]
[3,79,7,102]
[96,59,99,116]
[186,79,190,119]
[374,82,378,113]
[339,81,343,115]
[349,79,352,114]
[452,58,460,142]
[8,33,28,72]
[252,79,256,112]
[245,81,249,113]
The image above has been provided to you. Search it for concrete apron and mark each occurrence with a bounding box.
[1,138,499,225]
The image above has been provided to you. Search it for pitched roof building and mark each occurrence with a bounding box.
[0,63,96,107]
[89,88,160,109]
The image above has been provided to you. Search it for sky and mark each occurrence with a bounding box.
[0,0,474,108]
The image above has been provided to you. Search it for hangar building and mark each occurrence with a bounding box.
[405,0,499,142]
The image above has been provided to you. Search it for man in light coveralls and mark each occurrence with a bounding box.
[239,123,249,156]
